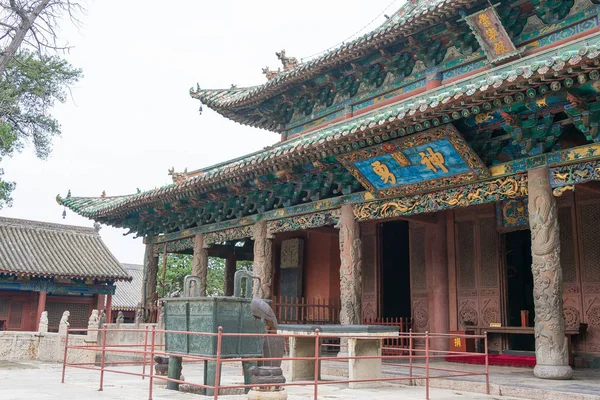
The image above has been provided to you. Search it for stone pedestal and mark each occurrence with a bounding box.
[253,221,273,299]
[247,389,288,400]
[287,336,321,381]
[192,233,208,297]
[528,167,572,380]
[348,338,382,389]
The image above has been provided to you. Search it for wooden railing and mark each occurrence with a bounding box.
[364,317,414,355]
[272,296,340,324]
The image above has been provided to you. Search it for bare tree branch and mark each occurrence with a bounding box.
[0,0,85,73]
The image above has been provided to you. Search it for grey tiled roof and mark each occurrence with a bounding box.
[112,263,143,310]
[0,217,130,281]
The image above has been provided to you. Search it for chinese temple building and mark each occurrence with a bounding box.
[59,0,600,377]
[110,263,143,323]
[0,217,130,331]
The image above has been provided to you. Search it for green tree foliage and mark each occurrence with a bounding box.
[0,50,81,208]
[158,253,253,297]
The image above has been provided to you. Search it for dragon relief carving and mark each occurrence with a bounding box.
[528,167,571,377]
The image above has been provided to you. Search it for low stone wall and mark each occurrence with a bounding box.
[102,323,163,363]
[0,324,163,364]
[0,331,95,364]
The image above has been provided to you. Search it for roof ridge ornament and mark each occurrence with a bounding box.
[276,49,299,72]
[168,167,189,184]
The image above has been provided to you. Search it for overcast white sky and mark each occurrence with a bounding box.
[0,0,402,264]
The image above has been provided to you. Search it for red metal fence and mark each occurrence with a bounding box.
[272,296,340,324]
[364,317,414,355]
[61,326,489,400]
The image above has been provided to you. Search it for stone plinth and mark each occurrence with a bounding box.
[278,324,398,388]
[348,338,382,389]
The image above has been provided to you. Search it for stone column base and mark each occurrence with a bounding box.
[247,389,288,400]
[534,365,573,380]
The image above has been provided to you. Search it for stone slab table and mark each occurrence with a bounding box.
[277,324,399,389]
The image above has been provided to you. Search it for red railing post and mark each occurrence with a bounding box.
[313,329,320,400]
[484,331,490,394]
[61,325,70,383]
[409,328,413,385]
[142,325,149,380]
[425,331,430,400]
[148,325,156,400]
[99,325,107,391]
[214,327,223,400]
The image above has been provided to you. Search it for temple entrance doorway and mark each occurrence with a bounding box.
[504,229,535,351]
[381,221,411,319]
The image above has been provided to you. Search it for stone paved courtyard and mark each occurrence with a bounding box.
[0,360,531,400]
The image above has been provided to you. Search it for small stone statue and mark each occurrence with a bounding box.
[135,303,144,327]
[116,311,124,324]
[87,310,99,341]
[58,311,70,335]
[38,311,48,334]
[99,310,106,328]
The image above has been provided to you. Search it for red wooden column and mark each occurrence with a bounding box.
[224,252,236,297]
[106,294,113,324]
[36,291,47,330]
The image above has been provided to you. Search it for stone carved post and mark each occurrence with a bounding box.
[144,244,159,323]
[338,204,362,325]
[192,233,208,297]
[253,221,273,299]
[528,167,572,380]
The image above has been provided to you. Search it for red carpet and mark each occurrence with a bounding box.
[445,354,536,368]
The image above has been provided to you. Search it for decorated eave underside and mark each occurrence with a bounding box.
[57,30,600,239]
[190,0,476,131]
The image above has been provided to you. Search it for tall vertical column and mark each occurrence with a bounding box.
[106,294,113,324]
[425,215,449,351]
[143,243,159,323]
[338,204,362,325]
[192,233,208,297]
[36,291,47,331]
[224,252,237,296]
[528,167,572,380]
[253,221,273,299]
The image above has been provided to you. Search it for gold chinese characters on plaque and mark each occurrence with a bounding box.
[463,7,519,63]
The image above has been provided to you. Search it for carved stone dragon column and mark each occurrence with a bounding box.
[338,204,362,326]
[253,221,273,299]
[528,167,572,380]
[143,243,159,322]
[192,233,208,297]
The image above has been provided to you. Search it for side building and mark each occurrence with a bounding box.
[0,217,130,331]
[111,263,143,323]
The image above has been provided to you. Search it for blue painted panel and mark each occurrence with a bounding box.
[353,139,470,190]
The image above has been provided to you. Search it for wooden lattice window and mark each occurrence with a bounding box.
[480,217,499,288]
[558,206,577,284]
[457,220,476,289]
[410,226,426,291]
[579,203,600,283]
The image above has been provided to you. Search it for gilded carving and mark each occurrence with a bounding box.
[353,174,528,221]
[266,211,336,237]
[338,204,362,325]
[528,167,572,379]
[204,225,253,246]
